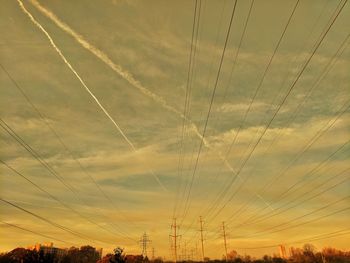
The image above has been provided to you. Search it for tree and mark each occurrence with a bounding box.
[0,252,15,263]
[1,248,40,263]
[262,255,271,262]
[80,245,100,263]
[302,243,318,263]
[97,253,113,263]
[303,244,316,255]
[227,250,238,261]
[109,247,126,263]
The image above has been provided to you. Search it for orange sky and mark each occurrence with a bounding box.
[0,0,349,259]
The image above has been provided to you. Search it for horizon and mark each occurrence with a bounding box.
[1,241,349,260]
[0,0,349,261]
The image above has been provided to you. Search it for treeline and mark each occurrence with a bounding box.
[215,244,350,263]
[0,245,100,263]
[1,244,349,263]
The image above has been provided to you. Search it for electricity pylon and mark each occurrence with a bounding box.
[170,218,181,263]
[139,232,151,258]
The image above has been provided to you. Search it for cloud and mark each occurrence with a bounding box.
[216,101,273,113]
[1,0,349,258]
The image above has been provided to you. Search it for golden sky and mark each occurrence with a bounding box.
[0,0,349,259]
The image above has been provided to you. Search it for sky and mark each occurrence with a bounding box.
[0,0,349,260]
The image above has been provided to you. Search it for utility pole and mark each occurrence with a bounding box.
[199,216,205,261]
[170,218,181,263]
[139,232,151,258]
[222,222,228,261]
[190,248,195,261]
[152,247,155,260]
[183,240,187,261]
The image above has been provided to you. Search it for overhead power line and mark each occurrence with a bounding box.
[228,167,350,229]
[180,0,238,227]
[198,0,348,224]
[0,220,74,245]
[233,227,350,250]
[222,34,349,227]
[224,0,300,160]
[0,118,136,241]
[178,0,257,236]
[230,195,350,240]
[182,0,303,235]
[0,63,139,227]
[0,198,113,245]
[174,0,201,220]
[0,159,129,242]
[220,101,350,227]
[16,0,166,191]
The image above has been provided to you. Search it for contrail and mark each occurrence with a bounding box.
[17,0,167,191]
[27,0,272,208]
[29,0,183,118]
[28,0,233,166]
[190,121,273,211]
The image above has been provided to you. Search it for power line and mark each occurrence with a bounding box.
[231,145,349,230]
[0,62,139,227]
[209,196,350,244]
[0,118,77,194]
[204,0,304,221]
[222,0,255,100]
[222,34,349,227]
[181,0,303,235]
[0,198,113,245]
[17,0,166,191]
[218,100,350,227]
[189,0,345,236]
[174,0,201,220]
[198,0,348,225]
[231,195,350,240]
[224,0,300,160]
[171,1,348,245]
[0,118,136,241]
[180,0,238,227]
[228,167,350,230]
[0,159,129,242]
[233,205,350,241]
[182,0,229,189]
[183,41,348,248]
[260,100,350,202]
[233,227,350,250]
[211,138,350,235]
[0,220,74,245]
[178,0,205,218]
[179,0,256,236]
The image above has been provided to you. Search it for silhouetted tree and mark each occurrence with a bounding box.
[227,250,238,261]
[97,253,113,263]
[109,247,126,263]
[152,257,163,263]
[0,252,15,263]
[0,248,51,263]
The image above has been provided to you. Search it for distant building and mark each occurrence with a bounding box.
[28,242,67,256]
[27,242,68,261]
[290,246,303,258]
[27,242,103,260]
[279,244,287,259]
